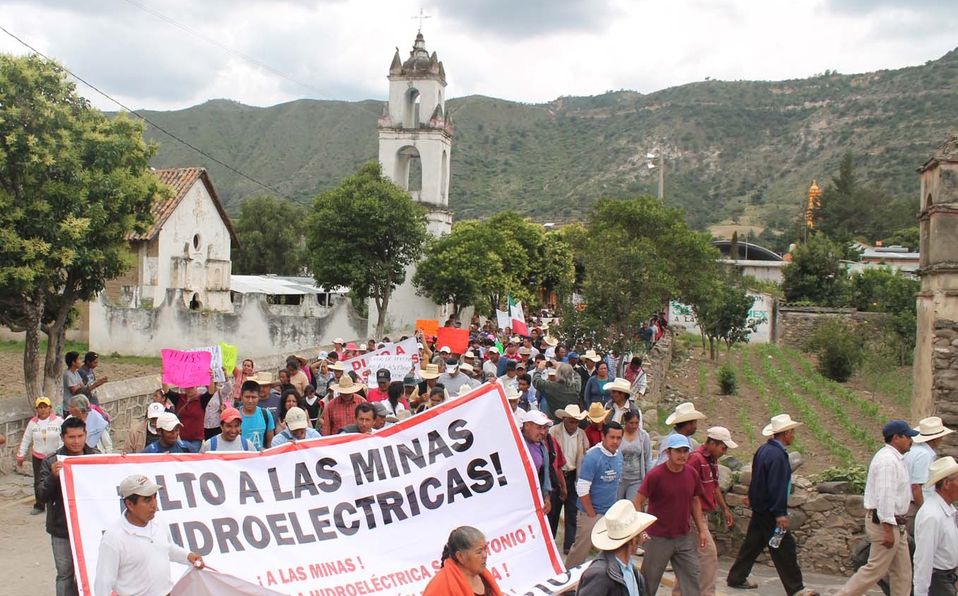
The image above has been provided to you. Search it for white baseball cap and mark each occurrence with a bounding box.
[439,346,451,354]
[119,474,163,498]
[156,412,182,432]
[147,402,165,419]
[707,426,739,449]
[285,407,308,431]
[522,410,553,427]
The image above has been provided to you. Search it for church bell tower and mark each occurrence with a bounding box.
[370,33,455,334]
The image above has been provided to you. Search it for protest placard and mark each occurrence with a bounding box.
[62,384,563,596]
[195,345,226,382]
[161,349,212,388]
[496,309,511,331]
[218,342,239,376]
[436,327,469,354]
[341,337,418,384]
[415,319,438,338]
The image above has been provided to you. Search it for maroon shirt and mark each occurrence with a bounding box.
[166,391,212,442]
[639,461,703,538]
[688,445,719,512]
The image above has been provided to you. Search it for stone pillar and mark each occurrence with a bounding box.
[914,134,958,457]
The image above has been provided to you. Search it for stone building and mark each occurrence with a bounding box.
[914,134,958,456]
[369,32,454,334]
[103,167,237,312]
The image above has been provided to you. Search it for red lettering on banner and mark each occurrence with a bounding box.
[486,527,529,554]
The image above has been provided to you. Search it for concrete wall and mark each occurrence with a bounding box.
[774,307,887,349]
[669,291,776,344]
[89,288,367,358]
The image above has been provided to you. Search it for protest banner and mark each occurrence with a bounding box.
[341,337,418,385]
[415,319,438,338]
[219,342,239,376]
[436,327,469,354]
[161,349,213,388]
[195,345,226,382]
[62,384,564,596]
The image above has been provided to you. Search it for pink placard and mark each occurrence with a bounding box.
[161,349,212,388]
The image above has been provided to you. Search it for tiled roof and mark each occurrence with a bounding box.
[128,167,238,246]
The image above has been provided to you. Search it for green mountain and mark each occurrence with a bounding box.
[137,48,958,233]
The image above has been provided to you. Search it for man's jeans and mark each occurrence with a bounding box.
[52,535,78,596]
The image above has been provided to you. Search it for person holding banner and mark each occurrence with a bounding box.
[201,408,254,452]
[423,526,503,596]
[271,407,322,446]
[162,368,216,451]
[38,416,99,596]
[578,500,657,596]
[94,474,204,596]
[143,413,198,454]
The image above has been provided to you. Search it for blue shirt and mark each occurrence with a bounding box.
[748,438,791,518]
[242,407,275,450]
[143,439,197,454]
[577,445,623,514]
[270,427,322,447]
[616,557,640,596]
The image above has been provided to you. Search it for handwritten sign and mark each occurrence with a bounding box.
[415,319,439,338]
[437,327,469,355]
[161,349,212,388]
[194,345,225,382]
[218,342,238,376]
[496,309,511,331]
[342,337,419,385]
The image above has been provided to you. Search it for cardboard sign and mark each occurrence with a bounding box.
[415,319,439,338]
[218,342,239,376]
[436,327,469,354]
[195,345,226,382]
[62,384,564,596]
[161,349,212,388]
[342,337,419,385]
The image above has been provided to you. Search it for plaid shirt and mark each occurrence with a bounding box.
[863,444,911,524]
[321,395,366,435]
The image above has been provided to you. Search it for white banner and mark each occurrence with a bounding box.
[61,384,564,596]
[496,309,511,331]
[341,337,419,385]
[194,344,226,382]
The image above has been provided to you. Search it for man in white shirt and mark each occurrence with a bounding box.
[904,417,953,530]
[913,456,958,596]
[834,420,917,596]
[94,474,204,596]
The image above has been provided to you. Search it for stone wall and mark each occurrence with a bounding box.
[714,471,867,576]
[930,320,958,458]
[643,332,674,404]
[775,306,887,350]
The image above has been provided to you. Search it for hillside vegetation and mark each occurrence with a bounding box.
[137,48,958,233]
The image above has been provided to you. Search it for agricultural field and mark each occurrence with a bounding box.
[662,338,911,474]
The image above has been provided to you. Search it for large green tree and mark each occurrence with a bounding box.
[307,161,427,337]
[781,233,857,305]
[232,195,309,275]
[0,54,166,403]
[691,270,756,359]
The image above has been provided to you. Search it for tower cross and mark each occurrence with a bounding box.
[412,8,431,33]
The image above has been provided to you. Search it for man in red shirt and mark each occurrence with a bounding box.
[320,374,367,435]
[365,369,391,402]
[161,369,216,451]
[635,433,708,596]
[674,427,739,596]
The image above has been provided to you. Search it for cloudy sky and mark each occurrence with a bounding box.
[0,0,955,112]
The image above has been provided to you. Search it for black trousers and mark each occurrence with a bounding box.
[930,570,957,596]
[548,469,578,550]
[31,456,44,511]
[727,511,805,596]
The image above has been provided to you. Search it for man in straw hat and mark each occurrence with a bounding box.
[635,433,708,596]
[577,500,657,596]
[913,456,958,596]
[584,402,612,447]
[549,405,590,554]
[94,474,204,596]
[674,427,739,596]
[727,414,819,596]
[655,402,706,466]
[905,417,954,526]
[833,420,918,596]
[566,421,625,568]
[320,373,367,435]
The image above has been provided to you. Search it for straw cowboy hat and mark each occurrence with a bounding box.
[542,335,559,347]
[556,404,589,421]
[586,402,611,424]
[762,413,803,437]
[591,500,658,551]
[419,364,442,380]
[247,372,278,385]
[330,374,364,394]
[605,378,633,395]
[913,417,955,443]
[328,361,346,372]
[924,456,958,488]
[666,402,707,425]
[503,383,521,402]
[292,354,309,365]
[457,385,474,398]
[582,349,601,363]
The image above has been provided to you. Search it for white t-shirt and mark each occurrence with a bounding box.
[200,434,251,452]
[94,513,191,596]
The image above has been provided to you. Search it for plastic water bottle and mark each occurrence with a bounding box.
[769,528,784,548]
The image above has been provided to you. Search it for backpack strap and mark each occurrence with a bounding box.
[210,435,218,450]
[241,436,251,451]
[261,407,269,428]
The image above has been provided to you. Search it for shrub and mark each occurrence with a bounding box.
[806,320,864,382]
[717,363,738,395]
[813,465,867,494]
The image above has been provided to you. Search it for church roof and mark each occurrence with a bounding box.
[392,33,445,82]
[128,167,239,246]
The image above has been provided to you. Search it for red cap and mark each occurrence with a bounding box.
[220,407,242,423]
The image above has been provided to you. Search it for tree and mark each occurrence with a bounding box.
[232,195,309,275]
[849,268,920,365]
[565,195,719,348]
[691,270,756,359]
[307,161,427,337]
[0,54,166,403]
[782,233,855,306]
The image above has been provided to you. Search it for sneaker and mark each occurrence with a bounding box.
[30,508,43,516]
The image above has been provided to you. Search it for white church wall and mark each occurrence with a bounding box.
[669,290,776,344]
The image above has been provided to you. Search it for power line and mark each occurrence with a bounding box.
[0,24,296,201]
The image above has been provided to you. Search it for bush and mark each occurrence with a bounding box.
[717,363,738,395]
[806,320,864,382]
[813,465,867,494]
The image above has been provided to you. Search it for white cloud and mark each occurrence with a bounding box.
[0,0,953,112]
